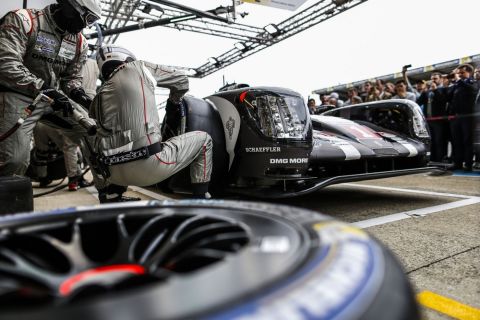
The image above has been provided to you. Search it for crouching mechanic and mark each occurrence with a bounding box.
[92,45,213,199]
[0,0,101,176]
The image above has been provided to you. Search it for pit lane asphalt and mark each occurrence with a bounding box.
[34,171,479,320]
[268,172,480,320]
[132,172,480,320]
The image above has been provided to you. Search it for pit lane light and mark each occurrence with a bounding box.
[208,57,221,67]
[332,0,351,6]
[234,42,250,53]
[263,24,281,37]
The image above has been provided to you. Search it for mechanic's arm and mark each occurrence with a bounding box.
[60,35,91,109]
[0,11,44,96]
[142,61,189,103]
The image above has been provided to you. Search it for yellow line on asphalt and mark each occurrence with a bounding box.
[417,291,480,320]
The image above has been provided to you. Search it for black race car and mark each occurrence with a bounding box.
[166,86,439,198]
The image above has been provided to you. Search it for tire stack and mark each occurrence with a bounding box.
[0,175,33,215]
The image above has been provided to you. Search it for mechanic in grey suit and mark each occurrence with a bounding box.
[0,0,101,176]
[92,45,213,200]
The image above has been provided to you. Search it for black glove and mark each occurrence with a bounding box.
[70,88,93,110]
[162,99,184,140]
[42,88,73,117]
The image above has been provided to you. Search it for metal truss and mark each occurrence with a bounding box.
[95,0,368,78]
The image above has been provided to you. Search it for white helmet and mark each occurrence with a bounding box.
[97,45,137,79]
[66,0,102,26]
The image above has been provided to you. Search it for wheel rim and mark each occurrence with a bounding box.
[0,201,311,319]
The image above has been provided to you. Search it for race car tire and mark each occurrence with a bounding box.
[0,175,33,215]
[168,96,229,195]
[0,201,419,320]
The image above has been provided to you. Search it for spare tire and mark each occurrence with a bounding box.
[0,175,33,215]
[0,200,418,320]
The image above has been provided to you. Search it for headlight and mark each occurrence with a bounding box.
[410,102,430,138]
[240,90,308,140]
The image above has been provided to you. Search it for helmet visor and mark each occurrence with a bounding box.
[68,0,101,27]
[82,10,100,26]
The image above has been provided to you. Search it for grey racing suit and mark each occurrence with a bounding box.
[90,60,213,187]
[33,122,82,179]
[0,5,88,175]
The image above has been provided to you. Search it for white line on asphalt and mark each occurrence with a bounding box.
[128,186,171,200]
[88,183,479,230]
[352,213,411,229]
[342,183,477,199]
[86,185,172,201]
[86,186,98,199]
[348,183,480,228]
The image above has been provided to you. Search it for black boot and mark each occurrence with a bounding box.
[191,182,211,199]
[38,177,52,188]
[99,193,141,203]
[98,184,141,203]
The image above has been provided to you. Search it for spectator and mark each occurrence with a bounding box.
[441,74,450,88]
[365,85,382,102]
[474,66,480,82]
[392,80,416,101]
[307,98,318,114]
[320,94,330,106]
[376,79,392,100]
[329,92,344,107]
[430,72,444,88]
[402,66,426,101]
[344,87,362,106]
[385,82,396,97]
[360,81,373,102]
[417,78,448,162]
[351,96,363,105]
[474,69,480,169]
[328,97,338,107]
[447,64,476,171]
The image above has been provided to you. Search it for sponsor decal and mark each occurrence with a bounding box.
[58,39,76,61]
[225,116,235,140]
[34,44,55,55]
[269,158,308,164]
[31,53,68,66]
[215,221,382,320]
[103,149,147,165]
[253,236,290,253]
[36,34,56,46]
[245,147,281,153]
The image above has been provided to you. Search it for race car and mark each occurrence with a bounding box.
[166,86,439,198]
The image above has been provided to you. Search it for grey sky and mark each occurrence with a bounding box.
[2,0,478,101]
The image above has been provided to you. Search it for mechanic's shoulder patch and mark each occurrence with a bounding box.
[13,9,33,35]
[77,33,88,53]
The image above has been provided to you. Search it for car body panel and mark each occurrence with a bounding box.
[169,89,440,198]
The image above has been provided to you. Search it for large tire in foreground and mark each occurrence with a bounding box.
[0,175,33,215]
[0,201,418,320]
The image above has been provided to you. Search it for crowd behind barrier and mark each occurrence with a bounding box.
[308,64,480,171]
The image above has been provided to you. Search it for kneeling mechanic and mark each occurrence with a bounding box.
[92,45,213,200]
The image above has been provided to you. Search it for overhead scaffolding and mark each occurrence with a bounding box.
[89,0,368,77]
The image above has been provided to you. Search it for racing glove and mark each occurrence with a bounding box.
[162,98,185,140]
[70,88,93,110]
[42,88,73,117]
